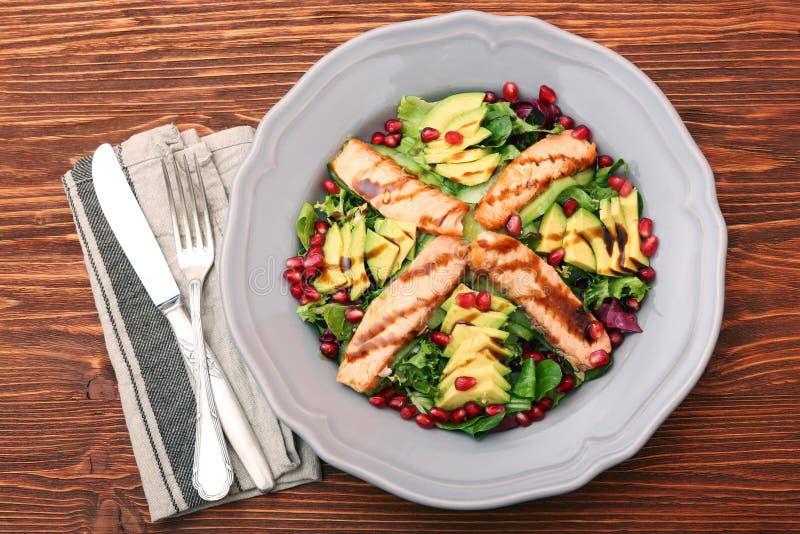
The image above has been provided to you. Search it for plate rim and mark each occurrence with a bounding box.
[221,10,727,509]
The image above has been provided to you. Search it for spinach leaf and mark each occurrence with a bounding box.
[427,308,446,330]
[497,143,521,163]
[295,202,316,249]
[512,358,536,398]
[506,397,532,413]
[535,360,563,401]
[594,158,627,183]
[322,304,356,341]
[557,186,599,212]
[438,412,506,440]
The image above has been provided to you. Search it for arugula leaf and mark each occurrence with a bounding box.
[295,202,316,249]
[397,96,434,137]
[535,360,562,401]
[512,358,537,398]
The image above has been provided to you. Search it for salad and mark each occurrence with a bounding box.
[284,81,659,439]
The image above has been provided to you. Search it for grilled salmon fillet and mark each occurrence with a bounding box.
[330,139,470,236]
[474,130,597,229]
[337,235,469,392]
[467,231,611,372]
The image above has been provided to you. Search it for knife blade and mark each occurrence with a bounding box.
[92,143,274,492]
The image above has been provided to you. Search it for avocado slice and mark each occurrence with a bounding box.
[518,168,597,225]
[439,357,511,391]
[610,197,632,272]
[365,230,399,287]
[572,208,618,276]
[441,283,516,315]
[563,213,596,272]
[373,219,416,273]
[434,153,501,186]
[424,147,490,165]
[348,218,370,300]
[599,199,625,274]
[313,223,350,293]
[443,325,510,360]
[620,188,650,270]
[441,105,488,137]
[436,379,511,410]
[440,304,509,334]
[422,92,486,132]
[535,204,567,254]
[424,127,492,157]
[443,347,511,378]
[436,349,512,410]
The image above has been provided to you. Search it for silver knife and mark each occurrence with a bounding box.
[92,143,273,492]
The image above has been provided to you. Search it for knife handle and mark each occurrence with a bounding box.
[161,299,275,492]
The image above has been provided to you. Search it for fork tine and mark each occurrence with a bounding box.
[194,153,214,250]
[171,156,193,248]
[183,153,203,249]
[161,159,183,252]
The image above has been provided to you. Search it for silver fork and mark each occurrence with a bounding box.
[163,153,233,501]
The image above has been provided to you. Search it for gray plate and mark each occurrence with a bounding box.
[220,11,727,509]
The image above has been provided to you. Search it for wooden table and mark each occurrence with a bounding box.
[1,1,798,532]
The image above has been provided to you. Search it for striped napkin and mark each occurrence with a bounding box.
[61,124,320,521]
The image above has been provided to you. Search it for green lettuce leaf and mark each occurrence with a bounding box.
[583,275,650,310]
[397,96,435,137]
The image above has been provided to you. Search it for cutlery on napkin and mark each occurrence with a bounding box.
[62,124,320,520]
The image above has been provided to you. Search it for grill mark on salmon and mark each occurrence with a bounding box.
[474,130,597,229]
[467,231,611,372]
[330,139,470,236]
[336,236,469,392]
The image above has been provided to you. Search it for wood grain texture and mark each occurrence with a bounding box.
[1,1,799,532]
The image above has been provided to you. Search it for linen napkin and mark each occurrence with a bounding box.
[61,124,320,521]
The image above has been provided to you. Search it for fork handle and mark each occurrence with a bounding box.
[188,279,233,501]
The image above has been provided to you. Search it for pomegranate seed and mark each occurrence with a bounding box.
[286,256,304,270]
[368,395,386,408]
[638,266,656,282]
[429,407,450,423]
[608,329,624,348]
[492,416,518,432]
[344,307,364,323]
[597,155,614,168]
[283,269,301,283]
[506,214,522,236]
[586,320,605,341]
[454,376,477,391]
[639,217,653,238]
[619,179,634,197]
[528,406,545,421]
[571,125,591,140]
[304,285,321,302]
[558,115,575,129]
[640,235,659,257]
[464,401,483,419]
[476,290,492,312]
[384,118,403,134]
[556,375,575,393]
[322,178,340,194]
[314,220,329,235]
[547,248,566,266]
[331,289,349,304]
[523,350,545,363]
[370,132,385,145]
[302,267,320,280]
[320,341,339,358]
[307,246,323,257]
[319,328,336,342]
[515,411,533,427]
[455,291,477,309]
[309,233,325,247]
[415,414,435,429]
[608,175,625,190]
[538,84,557,104]
[483,91,498,103]
[388,395,407,410]
[502,81,519,103]
[430,331,451,346]
[623,297,640,312]
[563,198,579,217]
[537,397,553,411]
[450,408,468,424]
[400,405,418,420]
[590,349,611,367]
[383,133,401,148]
[299,294,310,305]
[420,127,440,143]
[379,387,396,400]
[485,404,506,416]
[444,130,463,145]
[303,253,324,269]
[290,282,304,299]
